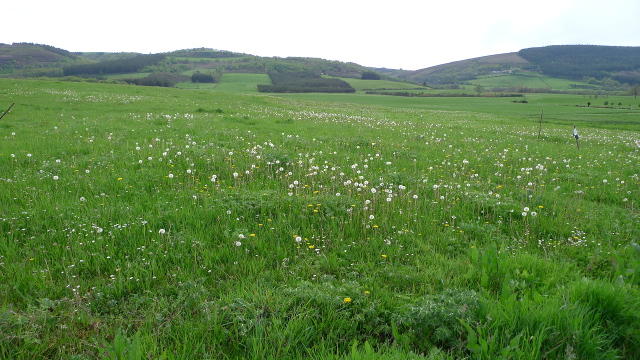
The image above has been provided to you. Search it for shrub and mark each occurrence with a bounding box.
[393,289,481,353]
[191,72,216,83]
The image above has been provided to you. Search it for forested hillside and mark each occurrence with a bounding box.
[518,45,640,84]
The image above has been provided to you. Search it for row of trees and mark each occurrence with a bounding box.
[63,54,165,75]
[174,50,240,58]
[258,71,355,93]
[124,72,188,87]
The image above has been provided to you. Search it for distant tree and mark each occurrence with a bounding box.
[587,101,591,107]
[191,72,216,83]
[361,71,381,80]
[475,85,484,95]
[632,85,639,99]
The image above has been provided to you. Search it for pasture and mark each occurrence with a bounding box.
[469,71,594,91]
[0,78,639,359]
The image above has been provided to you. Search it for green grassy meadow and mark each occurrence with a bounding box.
[1,78,639,359]
[469,71,594,90]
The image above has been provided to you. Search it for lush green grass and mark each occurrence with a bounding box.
[0,78,639,359]
[276,92,640,131]
[175,73,270,92]
[469,71,595,90]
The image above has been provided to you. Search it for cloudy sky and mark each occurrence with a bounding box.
[3,0,639,70]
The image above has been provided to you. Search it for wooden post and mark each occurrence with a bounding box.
[537,108,543,139]
[0,103,14,121]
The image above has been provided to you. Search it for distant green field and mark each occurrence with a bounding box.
[470,71,596,90]
[176,73,270,92]
[336,77,427,91]
[276,92,640,131]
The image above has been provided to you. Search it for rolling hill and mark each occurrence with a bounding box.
[398,45,640,91]
[2,43,639,94]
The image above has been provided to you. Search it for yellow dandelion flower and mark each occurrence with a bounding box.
[343,297,352,303]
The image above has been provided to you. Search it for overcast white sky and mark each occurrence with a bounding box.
[3,0,639,70]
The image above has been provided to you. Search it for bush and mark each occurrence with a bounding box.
[191,72,216,83]
[393,289,481,353]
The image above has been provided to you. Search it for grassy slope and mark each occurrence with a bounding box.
[175,73,270,92]
[469,71,594,90]
[0,79,639,359]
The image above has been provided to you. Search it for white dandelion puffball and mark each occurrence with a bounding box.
[168,173,174,179]
[234,241,242,247]
[295,236,302,243]
[159,228,166,234]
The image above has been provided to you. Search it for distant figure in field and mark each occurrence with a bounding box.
[573,126,580,149]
